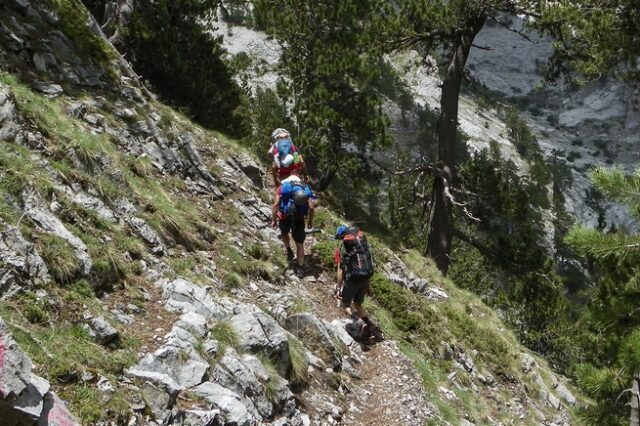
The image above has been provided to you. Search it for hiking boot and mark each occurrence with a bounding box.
[295,265,305,278]
[286,247,294,262]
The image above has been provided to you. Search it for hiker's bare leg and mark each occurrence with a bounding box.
[342,304,353,317]
[282,233,291,250]
[353,302,368,319]
[296,241,304,267]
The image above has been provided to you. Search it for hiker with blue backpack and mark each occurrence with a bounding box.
[268,128,308,188]
[271,169,315,278]
[334,225,383,344]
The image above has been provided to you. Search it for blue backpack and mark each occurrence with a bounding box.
[276,139,293,162]
[279,181,313,218]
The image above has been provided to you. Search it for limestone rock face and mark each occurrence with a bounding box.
[0,221,50,300]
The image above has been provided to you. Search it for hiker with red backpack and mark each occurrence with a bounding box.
[268,128,308,188]
[334,225,382,343]
[271,170,315,278]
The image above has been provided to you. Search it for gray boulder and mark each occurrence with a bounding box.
[228,311,291,375]
[126,216,166,256]
[211,351,266,417]
[124,367,182,399]
[234,197,272,230]
[181,409,222,426]
[325,319,357,349]
[285,313,342,368]
[56,185,116,223]
[38,392,80,426]
[0,320,78,424]
[175,312,208,338]
[231,153,264,189]
[31,82,63,97]
[0,84,20,141]
[131,342,208,389]
[84,315,119,346]
[554,382,577,406]
[23,198,92,275]
[162,278,229,320]
[191,382,259,426]
[211,348,278,419]
[141,382,172,422]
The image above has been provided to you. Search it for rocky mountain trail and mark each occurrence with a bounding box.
[276,250,435,426]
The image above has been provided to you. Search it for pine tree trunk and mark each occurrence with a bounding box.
[308,126,341,191]
[426,14,486,275]
[631,373,640,426]
[315,168,336,192]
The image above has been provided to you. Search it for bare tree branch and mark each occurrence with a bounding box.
[471,43,493,50]
[487,14,539,45]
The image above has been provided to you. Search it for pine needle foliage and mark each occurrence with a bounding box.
[565,226,640,262]
[534,0,640,80]
[589,167,640,215]
[564,167,640,423]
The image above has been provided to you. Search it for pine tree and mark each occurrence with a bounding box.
[253,0,391,190]
[565,167,640,424]
[119,0,248,135]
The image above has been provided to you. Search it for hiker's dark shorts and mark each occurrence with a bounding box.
[279,217,306,243]
[341,278,369,306]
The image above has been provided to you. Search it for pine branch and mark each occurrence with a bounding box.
[589,167,640,208]
[565,225,640,261]
[487,14,539,45]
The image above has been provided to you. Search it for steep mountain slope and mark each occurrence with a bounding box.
[0,1,582,425]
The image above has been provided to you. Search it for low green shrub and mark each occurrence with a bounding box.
[311,240,337,268]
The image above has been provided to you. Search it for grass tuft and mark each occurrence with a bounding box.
[223,272,243,290]
[36,233,82,284]
[211,321,239,351]
[256,353,281,403]
[287,336,309,387]
[248,243,270,261]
